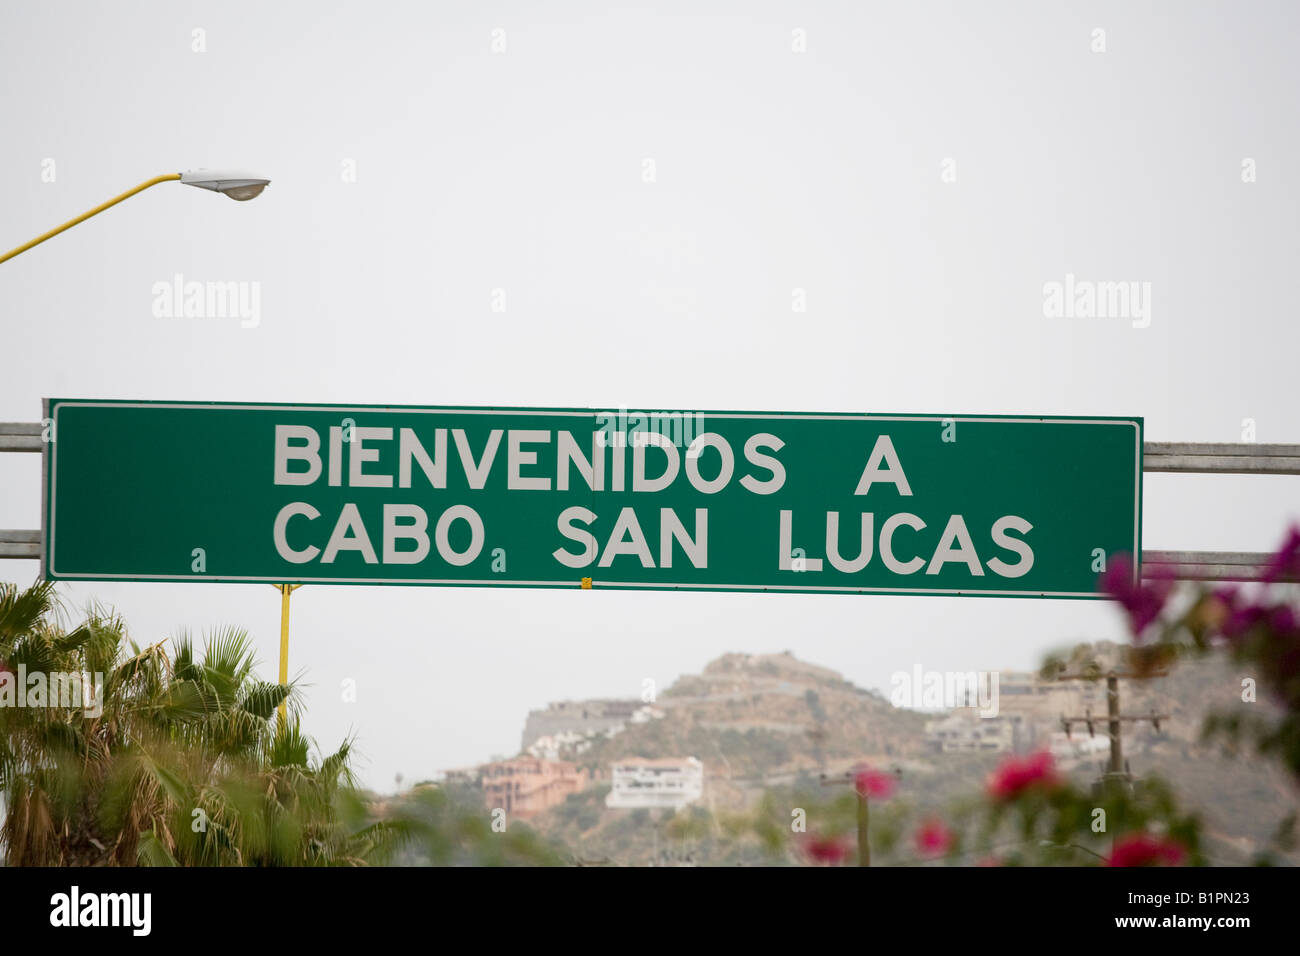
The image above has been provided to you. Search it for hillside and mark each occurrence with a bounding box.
[520,647,1298,866]
[571,652,928,782]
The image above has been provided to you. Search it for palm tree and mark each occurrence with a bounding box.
[0,580,396,866]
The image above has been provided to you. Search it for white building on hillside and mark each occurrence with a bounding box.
[526,730,592,761]
[606,757,704,809]
[1047,730,1111,760]
[924,710,1019,753]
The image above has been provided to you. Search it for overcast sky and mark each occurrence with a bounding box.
[2,1,1298,790]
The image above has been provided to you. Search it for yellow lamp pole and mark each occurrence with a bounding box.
[272,584,302,732]
[0,168,271,265]
[0,174,180,264]
[4,164,283,718]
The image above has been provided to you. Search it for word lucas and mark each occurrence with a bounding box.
[0,666,103,717]
[269,425,1035,578]
[1042,273,1151,328]
[151,273,261,328]
[50,887,151,936]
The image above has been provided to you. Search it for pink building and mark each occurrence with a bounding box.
[480,757,587,818]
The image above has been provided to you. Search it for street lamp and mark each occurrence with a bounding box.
[0,168,271,264]
[2,163,290,725]
[179,169,271,202]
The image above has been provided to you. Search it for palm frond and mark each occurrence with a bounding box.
[137,829,179,866]
[0,580,57,644]
[240,681,291,721]
[200,626,257,703]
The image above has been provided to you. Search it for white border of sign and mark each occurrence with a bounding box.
[44,401,1142,598]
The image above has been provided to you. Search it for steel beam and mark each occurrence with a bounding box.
[1143,442,1300,475]
[0,533,1284,583]
[0,429,1296,581]
[0,422,42,452]
[0,529,39,559]
[1140,550,1290,583]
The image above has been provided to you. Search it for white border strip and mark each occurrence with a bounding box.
[47,402,1142,594]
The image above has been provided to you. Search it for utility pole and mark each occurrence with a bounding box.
[1055,670,1167,789]
[807,726,829,775]
[820,765,902,867]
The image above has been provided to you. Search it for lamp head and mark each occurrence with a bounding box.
[180,169,270,201]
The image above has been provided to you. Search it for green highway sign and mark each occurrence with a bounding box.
[42,400,1142,598]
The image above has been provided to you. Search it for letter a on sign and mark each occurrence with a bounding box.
[854,436,912,496]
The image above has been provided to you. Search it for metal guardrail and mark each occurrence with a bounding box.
[0,431,1295,579]
[7,429,1299,470]
[1144,442,1300,475]
[0,422,42,453]
[0,423,42,559]
[0,530,39,559]
[4,531,1266,573]
[1141,550,1284,583]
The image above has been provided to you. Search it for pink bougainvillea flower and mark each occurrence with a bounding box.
[1222,599,1270,642]
[1105,833,1186,867]
[986,751,1059,801]
[800,833,852,866]
[1262,526,1300,584]
[1211,593,1300,694]
[914,818,955,857]
[1272,630,1300,688]
[1270,604,1298,634]
[1099,554,1174,637]
[853,766,896,800]
[1214,591,1298,645]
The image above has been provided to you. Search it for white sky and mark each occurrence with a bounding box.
[2,1,1298,789]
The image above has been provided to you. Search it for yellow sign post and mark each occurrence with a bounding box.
[273,584,302,730]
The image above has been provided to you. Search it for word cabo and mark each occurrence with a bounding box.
[271,424,1033,578]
